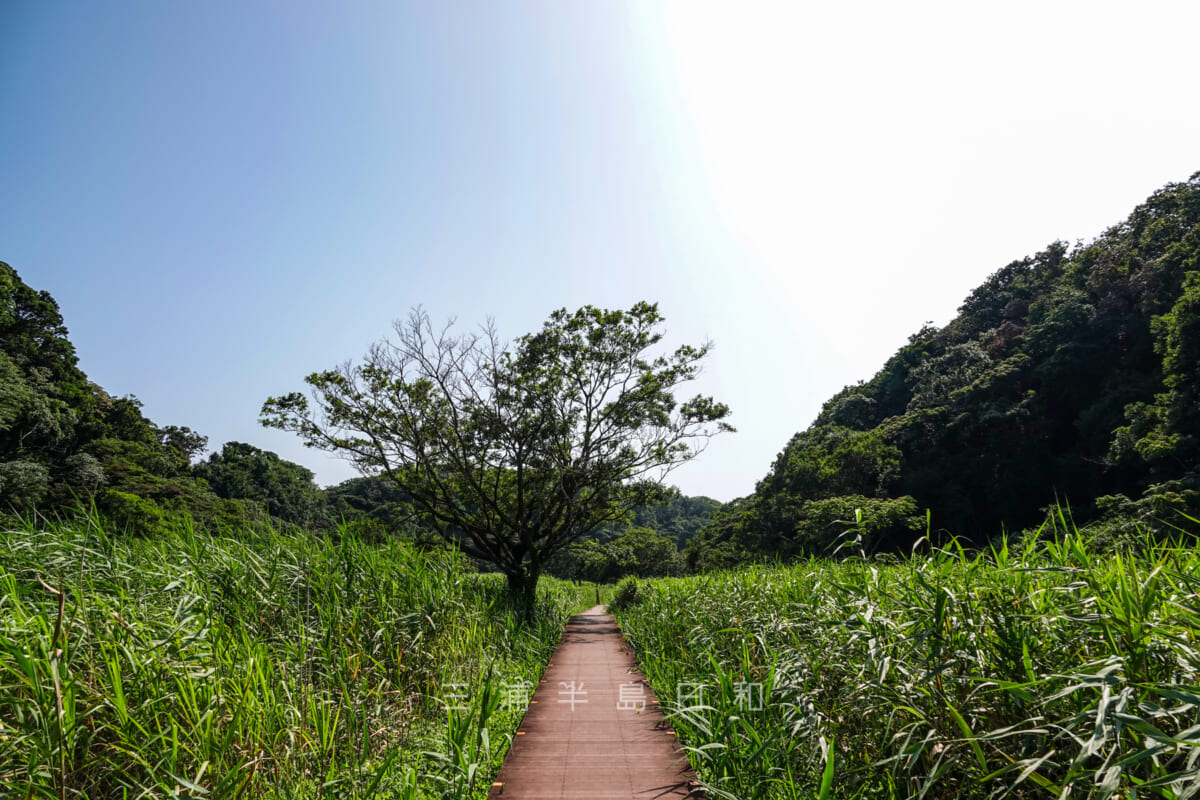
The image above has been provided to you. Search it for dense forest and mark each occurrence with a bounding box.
[4,172,1199,567]
[690,171,1200,566]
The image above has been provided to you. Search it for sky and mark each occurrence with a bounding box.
[2,1,1198,501]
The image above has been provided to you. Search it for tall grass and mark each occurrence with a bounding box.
[0,515,595,799]
[614,517,1200,799]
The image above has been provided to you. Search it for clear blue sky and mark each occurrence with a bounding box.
[3,1,1199,501]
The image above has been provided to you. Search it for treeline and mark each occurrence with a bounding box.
[0,262,719,558]
[692,171,1200,566]
[8,170,1198,570]
[545,493,722,581]
[0,261,413,534]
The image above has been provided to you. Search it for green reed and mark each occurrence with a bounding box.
[0,515,595,799]
[614,519,1200,799]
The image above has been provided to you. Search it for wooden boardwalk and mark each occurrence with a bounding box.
[488,606,699,799]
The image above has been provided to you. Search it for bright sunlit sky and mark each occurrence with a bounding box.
[2,2,1198,501]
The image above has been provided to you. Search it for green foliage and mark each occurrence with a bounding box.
[97,488,166,536]
[0,262,93,506]
[551,525,685,582]
[683,497,762,572]
[606,576,643,612]
[624,492,722,548]
[0,459,51,510]
[194,441,326,527]
[616,515,1200,799]
[606,526,684,577]
[262,302,732,600]
[0,516,596,799]
[761,426,902,502]
[788,495,924,555]
[0,262,231,522]
[1113,269,1200,475]
[324,476,415,529]
[544,492,719,581]
[0,261,285,530]
[0,262,89,409]
[731,172,1200,560]
[87,396,206,484]
[686,494,924,566]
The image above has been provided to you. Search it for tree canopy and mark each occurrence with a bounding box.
[261,302,732,598]
[194,442,327,527]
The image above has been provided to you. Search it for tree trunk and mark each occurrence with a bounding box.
[505,567,540,613]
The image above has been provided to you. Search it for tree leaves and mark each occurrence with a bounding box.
[262,303,732,597]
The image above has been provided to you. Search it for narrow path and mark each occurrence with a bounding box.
[488,605,699,799]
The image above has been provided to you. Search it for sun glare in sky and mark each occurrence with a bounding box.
[1,1,1198,500]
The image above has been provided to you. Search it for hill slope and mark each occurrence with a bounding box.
[695,172,1200,562]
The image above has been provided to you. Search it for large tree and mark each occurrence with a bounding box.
[261,302,732,600]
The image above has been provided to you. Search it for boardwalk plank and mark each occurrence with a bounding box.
[488,606,698,799]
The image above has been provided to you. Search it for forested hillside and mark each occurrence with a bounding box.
[691,172,1200,564]
[0,263,405,532]
[0,262,250,527]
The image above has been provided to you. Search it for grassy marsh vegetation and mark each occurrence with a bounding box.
[615,515,1200,799]
[0,516,597,799]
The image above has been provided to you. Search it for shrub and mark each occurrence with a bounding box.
[98,489,164,536]
[0,459,50,510]
[607,577,642,612]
